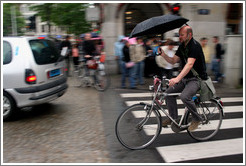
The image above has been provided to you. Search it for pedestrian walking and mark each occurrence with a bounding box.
[72,44,79,70]
[60,35,72,76]
[212,36,225,83]
[200,37,211,73]
[121,40,136,89]
[158,25,208,131]
[130,37,146,86]
[114,35,125,74]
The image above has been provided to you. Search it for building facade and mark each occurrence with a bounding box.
[19,2,243,87]
[99,3,243,87]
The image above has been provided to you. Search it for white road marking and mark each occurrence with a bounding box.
[156,138,243,163]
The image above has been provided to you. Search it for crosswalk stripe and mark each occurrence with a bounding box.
[141,118,243,135]
[121,93,243,102]
[125,97,243,106]
[131,105,243,118]
[120,93,152,98]
[156,138,243,163]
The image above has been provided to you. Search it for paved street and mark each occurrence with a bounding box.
[3,77,110,163]
[3,74,244,163]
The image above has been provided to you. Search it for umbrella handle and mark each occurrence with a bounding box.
[157,47,163,55]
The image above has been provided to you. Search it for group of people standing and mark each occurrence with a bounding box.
[115,36,178,89]
[115,34,225,89]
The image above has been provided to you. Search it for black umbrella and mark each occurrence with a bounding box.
[129,14,189,38]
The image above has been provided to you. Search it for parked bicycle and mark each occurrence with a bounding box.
[73,55,110,91]
[115,76,224,150]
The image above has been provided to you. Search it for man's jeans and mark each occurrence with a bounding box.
[212,59,222,81]
[165,77,201,121]
[133,61,145,85]
[121,61,136,88]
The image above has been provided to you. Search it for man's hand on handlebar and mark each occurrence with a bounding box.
[169,77,180,87]
[85,55,92,58]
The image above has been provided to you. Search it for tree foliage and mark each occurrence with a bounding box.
[31,3,91,36]
[3,3,25,36]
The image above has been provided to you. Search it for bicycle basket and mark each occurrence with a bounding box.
[87,60,98,69]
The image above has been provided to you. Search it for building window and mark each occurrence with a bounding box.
[124,3,163,37]
[226,3,242,34]
[42,25,45,32]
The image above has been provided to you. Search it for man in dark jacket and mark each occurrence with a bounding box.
[82,33,97,60]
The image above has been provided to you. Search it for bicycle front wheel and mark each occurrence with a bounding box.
[186,99,223,141]
[115,103,161,150]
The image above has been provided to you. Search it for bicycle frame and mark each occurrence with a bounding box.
[147,78,190,129]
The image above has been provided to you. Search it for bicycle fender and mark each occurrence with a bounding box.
[211,98,225,117]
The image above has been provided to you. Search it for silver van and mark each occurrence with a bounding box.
[3,36,68,121]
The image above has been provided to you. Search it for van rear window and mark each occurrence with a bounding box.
[29,39,61,65]
[3,41,12,65]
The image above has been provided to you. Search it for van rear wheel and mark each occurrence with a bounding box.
[3,92,18,121]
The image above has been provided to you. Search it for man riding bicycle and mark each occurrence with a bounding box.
[158,25,208,131]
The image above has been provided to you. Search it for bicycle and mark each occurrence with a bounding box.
[73,55,110,91]
[115,76,224,150]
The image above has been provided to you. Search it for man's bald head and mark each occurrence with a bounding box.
[179,25,193,45]
[179,25,193,37]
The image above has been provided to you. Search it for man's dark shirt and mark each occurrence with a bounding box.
[215,43,223,59]
[123,45,130,62]
[60,40,72,57]
[176,38,207,80]
[82,40,96,56]
[60,40,71,50]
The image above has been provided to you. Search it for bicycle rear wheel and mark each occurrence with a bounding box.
[94,70,110,91]
[186,99,223,141]
[74,66,87,87]
[115,103,161,150]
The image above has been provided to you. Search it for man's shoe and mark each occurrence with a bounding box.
[162,119,172,127]
[188,120,201,131]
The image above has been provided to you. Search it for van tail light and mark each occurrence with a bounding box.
[25,69,37,84]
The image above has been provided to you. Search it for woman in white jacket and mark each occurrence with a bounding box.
[156,39,176,79]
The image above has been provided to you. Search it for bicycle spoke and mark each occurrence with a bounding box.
[187,100,223,141]
[115,104,161,150]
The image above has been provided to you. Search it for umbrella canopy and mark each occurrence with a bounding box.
[129,14,189,38]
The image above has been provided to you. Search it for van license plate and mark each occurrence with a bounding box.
[49,69,61,78]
